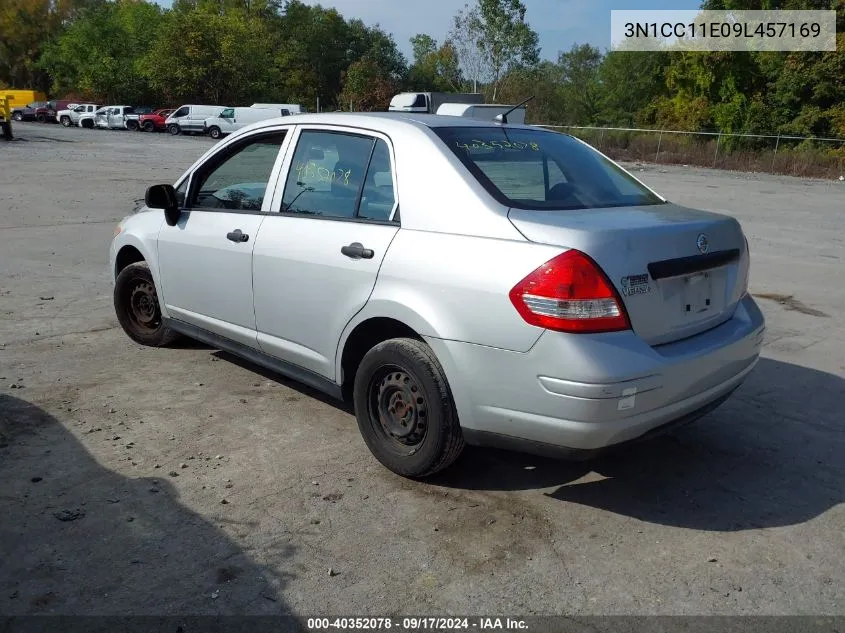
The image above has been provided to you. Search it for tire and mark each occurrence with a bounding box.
[12,112,23,122]
[36,114,46,123]
[60,116,71,127]
[168,124,181,135]
[126,120,139,131]
[114,262,180,347]
[142,121,155,132]
[353,337,465,478]
[208,126,221,139]
[81,119,94,129]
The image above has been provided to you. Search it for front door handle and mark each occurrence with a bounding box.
[341,242,374,259]
[226,229,249,243]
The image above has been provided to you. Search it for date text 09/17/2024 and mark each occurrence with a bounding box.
[307,617,529,630]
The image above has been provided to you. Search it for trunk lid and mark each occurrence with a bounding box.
[508,203,749,346]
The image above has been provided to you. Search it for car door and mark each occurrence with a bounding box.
[252,126,400,380]
[111,107,125,129]
[156,128,291,347]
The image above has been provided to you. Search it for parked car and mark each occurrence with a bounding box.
[57,103,99,127]
[123,106,158,131]
[203,106,291,139]
[10,101,45,121]
[34,100,75,123]
[109,112,764,478]
[89,105,136,129]
[165,104,227,135]
[388,92,483,114]
[138,108,174,132]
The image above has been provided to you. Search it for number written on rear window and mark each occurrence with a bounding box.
[282,130,376,219]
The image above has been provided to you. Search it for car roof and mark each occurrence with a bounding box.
[250,111,538,133]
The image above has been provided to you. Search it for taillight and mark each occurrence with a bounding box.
[739,236,750,296]
[509,249,630,333]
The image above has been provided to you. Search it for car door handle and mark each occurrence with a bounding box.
[341,242,374,259]
[226,229,249,243]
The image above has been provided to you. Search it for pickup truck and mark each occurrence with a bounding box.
[11,102,45,122]
[34,100,74,123]
[79,105,135,129]
[122,106,156,131]
[57,103,99,127]
[138,108,174,132]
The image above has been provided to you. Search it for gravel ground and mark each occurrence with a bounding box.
[0,121,843,617]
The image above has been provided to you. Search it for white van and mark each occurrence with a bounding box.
[435,102,527,124]
[251,103,304,115]
[166,104,228,135]
[203,106,289,139]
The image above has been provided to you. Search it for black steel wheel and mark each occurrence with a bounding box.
[114,262,179,347]
[143,120,155,132]
[353,338,464,477]
[368,365,429,450]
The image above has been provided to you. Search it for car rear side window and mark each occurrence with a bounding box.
[434,127,663,210]
[281,130,377,219]
[189,132,285,212]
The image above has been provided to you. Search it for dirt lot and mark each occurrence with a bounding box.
[1,122,843,616]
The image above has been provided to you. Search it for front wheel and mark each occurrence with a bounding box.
[36,114,46,123]
[208,126,221,139]
[168,124,180,135]
[142,121,155,132]
[12,112,23,122]
[114,262,180,347]
[126,120,139,131]
[353,338,465,478]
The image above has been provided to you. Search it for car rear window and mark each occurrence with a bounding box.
[433,126,664,210]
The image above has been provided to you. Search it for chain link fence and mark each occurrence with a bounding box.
[538,125,845,179]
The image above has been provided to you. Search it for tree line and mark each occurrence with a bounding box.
[0,0,843,140]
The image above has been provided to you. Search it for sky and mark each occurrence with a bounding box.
[153,0,702,61]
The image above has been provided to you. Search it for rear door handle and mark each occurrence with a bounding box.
[341,242,374,259]
[226,229,249,243]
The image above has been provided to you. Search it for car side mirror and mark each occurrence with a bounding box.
[145,184,181,226]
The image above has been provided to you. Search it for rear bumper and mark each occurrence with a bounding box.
[426,294,765,454]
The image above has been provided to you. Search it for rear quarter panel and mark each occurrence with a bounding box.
[347,229,564,353]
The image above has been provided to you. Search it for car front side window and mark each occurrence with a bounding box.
[280,130,376,219]
[189,132,285,212]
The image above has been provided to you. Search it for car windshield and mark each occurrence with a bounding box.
[433,126,664,210]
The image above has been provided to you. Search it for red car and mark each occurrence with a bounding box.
[139,108,174,132]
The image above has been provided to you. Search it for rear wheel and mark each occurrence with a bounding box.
[60,116,71,127]
[36,113,46,123]
[114,262,179,347]
[353,338,465,478]
[142,120,155,132]
[12,112,23,122]
[168,124,181,135]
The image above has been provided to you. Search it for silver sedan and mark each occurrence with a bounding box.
[109,112,765,477]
